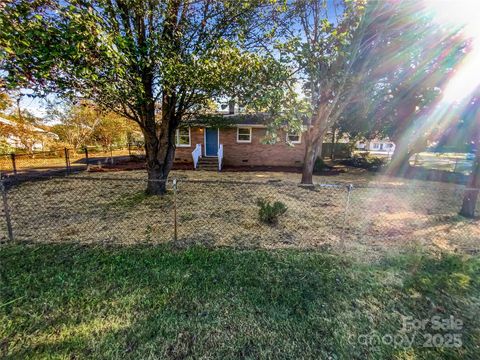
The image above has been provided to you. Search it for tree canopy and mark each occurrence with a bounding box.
[271,0,382,183]
[0,0,288,193]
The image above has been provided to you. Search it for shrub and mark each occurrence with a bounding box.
[257,198,287,225]
[340,153,387,171]
[313,157,332,173]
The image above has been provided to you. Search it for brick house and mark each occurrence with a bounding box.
[174,113,306,170]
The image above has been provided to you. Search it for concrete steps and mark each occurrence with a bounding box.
[196,157,219,171]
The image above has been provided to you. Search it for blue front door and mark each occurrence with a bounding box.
[205,128,218,156]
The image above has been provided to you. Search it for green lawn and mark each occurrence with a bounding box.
[1,244,479,359]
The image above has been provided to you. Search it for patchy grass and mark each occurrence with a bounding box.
[0,244,479,359]
[3,170,479,259]
[107,190,150,209]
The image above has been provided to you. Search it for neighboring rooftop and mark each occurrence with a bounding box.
[0,116,59,138]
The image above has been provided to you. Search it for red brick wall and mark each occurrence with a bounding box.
[221,128,305,167]
[174,127,204,165]
[174,127,306,168]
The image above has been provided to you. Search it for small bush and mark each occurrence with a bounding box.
[257,198,287,225]
[313,157,332,173]
[340,153,387,171]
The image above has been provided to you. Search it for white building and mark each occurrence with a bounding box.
[356,139,396,154]
[0,116,59,151]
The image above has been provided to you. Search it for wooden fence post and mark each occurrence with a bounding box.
[1,180,14,241]
[85,147,90,170]
[64,148,70,175]
[460,151,480,218]
[10,153,17,176]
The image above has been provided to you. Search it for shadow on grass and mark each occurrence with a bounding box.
[0,244,479,359]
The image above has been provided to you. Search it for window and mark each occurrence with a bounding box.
[237,127,252,143]
[286,131,301,144]
[176,128,191,147]
[371,143,380,150]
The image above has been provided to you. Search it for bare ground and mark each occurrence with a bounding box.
[1,169,479,260]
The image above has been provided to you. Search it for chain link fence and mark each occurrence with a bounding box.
[410,152,475,175]
[0,144,146,179]
[0,174,478,257]
[0,149,76,176]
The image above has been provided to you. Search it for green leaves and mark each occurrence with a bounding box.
[0,0,283,125]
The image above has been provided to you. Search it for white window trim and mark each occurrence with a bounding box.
[237,127,252,143]
[176,127,191,147]
[286,131,302,144]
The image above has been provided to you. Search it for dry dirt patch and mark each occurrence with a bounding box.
[2,170,478,257]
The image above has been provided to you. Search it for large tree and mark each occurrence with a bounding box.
[274,0,387,184]
[343,0,472,176]
[49,101,137,150]
[49,101,103,150]
[276,0,471,183]
[459,94,480,218]
[367,38,469,175]
[0,0,283,193]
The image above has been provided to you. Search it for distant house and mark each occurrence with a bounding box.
[356,139,396,154]
[174,112,308,170]
[0,116,59,151]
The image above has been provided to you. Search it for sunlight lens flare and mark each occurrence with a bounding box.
[425,0,480,38]
[442,45,480,103]
[386,0,480,176]
[426,0,480,104]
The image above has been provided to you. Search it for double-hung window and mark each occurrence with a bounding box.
[286,131,301,144]
[237,127,252,143]
[176,128,191,147]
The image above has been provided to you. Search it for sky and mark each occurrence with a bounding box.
[19,95,50,118]
[11,0,480,124]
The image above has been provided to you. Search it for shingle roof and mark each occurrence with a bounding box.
[182,113,308,127]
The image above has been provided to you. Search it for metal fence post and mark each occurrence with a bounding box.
[1,180,14,242]
[341,184,354,250]
[173,178,178,242]
[10,153,17,176]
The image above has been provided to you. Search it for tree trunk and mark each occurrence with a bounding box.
[459,150,480,218]
[386,144,413,176]
[301,128,325,184]
[143,127,176,195]
[142,89,179,195]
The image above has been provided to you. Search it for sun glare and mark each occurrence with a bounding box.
[442,44,480,103]
[426,0,480,38]
[426,0,480,104]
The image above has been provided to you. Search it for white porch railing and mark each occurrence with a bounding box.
[218,144,223,171]
[192,144,202,169]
